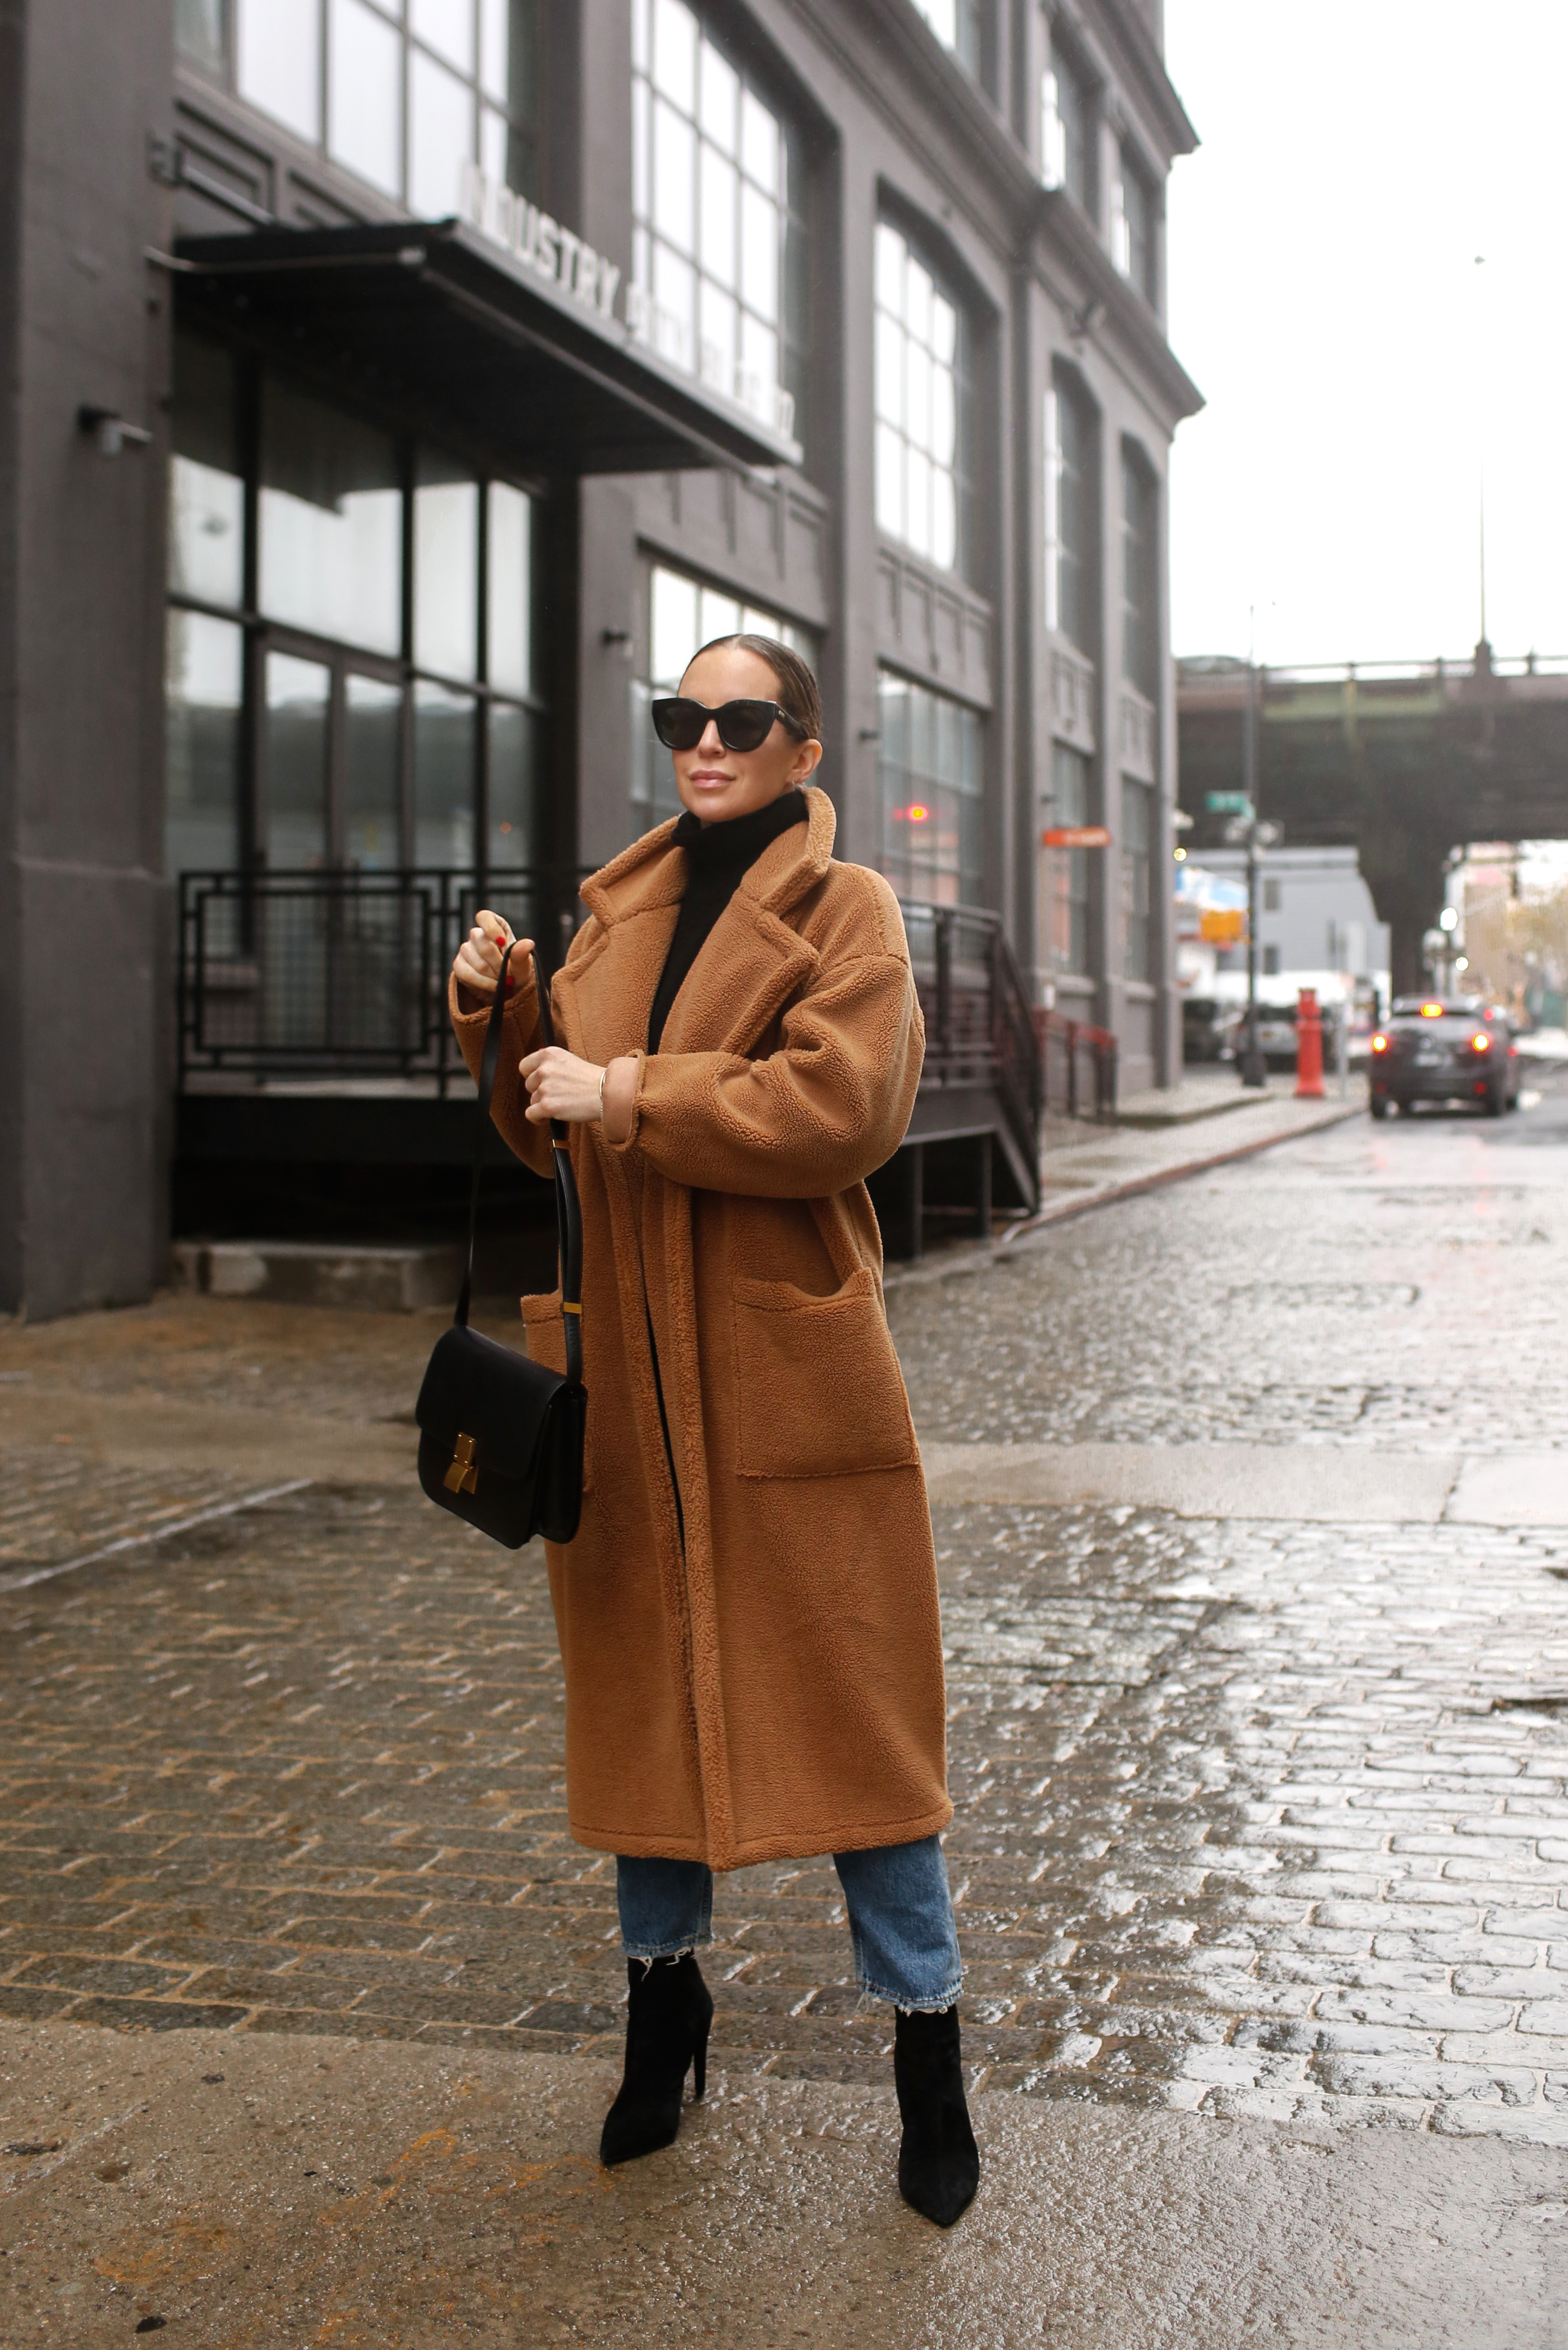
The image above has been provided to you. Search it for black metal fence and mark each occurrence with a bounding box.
[1037,1008,1120,1122]
[900,900,1043,1175]
[178,873,1047,1182]
[177,868,575,1094]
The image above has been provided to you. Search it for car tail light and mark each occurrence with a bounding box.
[1371,1033,1389,1053]
[1471,1032,1491,1052]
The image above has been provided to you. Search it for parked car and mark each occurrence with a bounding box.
[1367,998,1521,1119]
[1182,996,1233,1063]
[1223,1000,1299,1070]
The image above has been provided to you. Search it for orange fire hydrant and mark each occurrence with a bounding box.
[1295,987,1325,1098]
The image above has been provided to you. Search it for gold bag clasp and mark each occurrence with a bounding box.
[444,1432,479,1496]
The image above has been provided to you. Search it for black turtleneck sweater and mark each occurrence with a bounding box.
[646,789,808,1053]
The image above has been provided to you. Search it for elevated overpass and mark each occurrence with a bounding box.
[1176,646,1568,992]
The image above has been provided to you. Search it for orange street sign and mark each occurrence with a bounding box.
[1041,825,1111,848]
[1198,908,1246,945]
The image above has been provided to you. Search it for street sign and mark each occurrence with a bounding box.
[1206,791,1252,815]
[1199,909,1246,946]
[1041,825,1112,848]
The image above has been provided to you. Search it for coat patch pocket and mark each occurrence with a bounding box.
[731,1268,919,1479]
[520,1291,594,1491]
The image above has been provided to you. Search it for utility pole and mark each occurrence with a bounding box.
[1239,652,1266,1087]
[1475,255,1490,661]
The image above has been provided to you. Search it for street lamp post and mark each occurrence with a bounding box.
[1239,659,1267,1088]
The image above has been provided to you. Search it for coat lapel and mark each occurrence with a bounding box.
[557,787,838,1063]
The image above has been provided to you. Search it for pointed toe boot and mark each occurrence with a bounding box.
[893,2003,980,2227]
[599,1952,714,2168]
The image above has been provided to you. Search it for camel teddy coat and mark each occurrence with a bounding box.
[448,784,952,1869]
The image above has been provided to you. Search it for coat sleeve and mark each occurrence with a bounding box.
[608,950,924,1198]
[447,968,554,1180]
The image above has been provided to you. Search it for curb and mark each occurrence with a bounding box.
[884,1098,1364,1291]
[1005,1098,1366,1244]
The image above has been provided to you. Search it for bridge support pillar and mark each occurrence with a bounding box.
[1356,819,1450,1003]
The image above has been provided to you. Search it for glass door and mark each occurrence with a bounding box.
[262,649,331,872]
[260,649,332,1050]
[341,669,407,1052]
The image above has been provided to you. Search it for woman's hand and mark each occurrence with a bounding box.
[452,913,534,1012]
[521,1046,608,1125]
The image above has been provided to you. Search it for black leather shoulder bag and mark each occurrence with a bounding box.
[415,943,587,1548]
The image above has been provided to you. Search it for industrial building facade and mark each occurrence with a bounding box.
[0,0,1198,1318]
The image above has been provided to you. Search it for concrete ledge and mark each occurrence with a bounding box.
[171,1239,464,1313]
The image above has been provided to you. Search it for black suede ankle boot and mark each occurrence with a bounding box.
[598,1952,714,2168]
[893,2004,980,2227]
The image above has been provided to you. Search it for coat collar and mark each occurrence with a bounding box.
[559,786,836,1063]
[578,784,836,930]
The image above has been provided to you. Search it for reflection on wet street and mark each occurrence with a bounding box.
[897,1067,1568,2142]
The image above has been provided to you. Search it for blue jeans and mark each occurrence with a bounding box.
[616,1835,963,2012]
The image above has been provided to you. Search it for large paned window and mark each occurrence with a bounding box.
[179,0,539,209]
[164,325,540,887]
[878,672,983,906]
[908,0,983,79]
[1112,144,1156,304]
[1045,373,1093,649]
[1122,775,1154,981]
[259,379,403,658]
[1040,29,1093,213]
[630,0,805,444]
[1044,739,1092,976]
[633,560,815,834]
[1121,444,1159,697]
[874,221,968,575]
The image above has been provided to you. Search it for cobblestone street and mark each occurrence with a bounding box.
[3,1082,1568,2340]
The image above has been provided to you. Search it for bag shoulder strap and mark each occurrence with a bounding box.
[457,942,584,1388]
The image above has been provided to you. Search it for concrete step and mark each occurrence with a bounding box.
[171,1239,464,1313]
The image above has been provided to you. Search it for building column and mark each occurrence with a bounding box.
[0,0,176,1319]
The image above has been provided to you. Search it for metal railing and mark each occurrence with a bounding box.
[177,872,1047,1175]
[1036,1008,1118,1122]
[899,900,1042,1174]
[176,867,578,1094]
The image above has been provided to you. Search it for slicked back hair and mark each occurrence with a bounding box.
[684,633,824,743]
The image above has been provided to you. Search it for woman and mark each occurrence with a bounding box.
[448,635,978,2227]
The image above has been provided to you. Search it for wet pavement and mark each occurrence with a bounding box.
[2,1071,1568,2336]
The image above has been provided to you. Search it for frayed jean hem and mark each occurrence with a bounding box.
[621,1931,713,1963]
[858,1974,964,2014]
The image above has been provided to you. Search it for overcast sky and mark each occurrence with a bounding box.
[1163,2,1568,670]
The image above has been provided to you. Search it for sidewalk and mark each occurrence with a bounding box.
[1032,1074,1362,1226]
[890,1074,1363,1289]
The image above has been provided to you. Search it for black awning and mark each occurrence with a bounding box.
[172,218,802,479]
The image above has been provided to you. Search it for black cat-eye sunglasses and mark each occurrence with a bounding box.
[650,696,809,754]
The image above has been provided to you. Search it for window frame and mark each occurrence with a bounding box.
[178,0,542,212]
[1112,139,1157,305]
[874,214,973,580]
[1044,738,1094,977]
[629,0,806,448]
[876,665,985,908]
[1120,440,1159,699]
[1120,774,1154,982]
[1045,370,1095,652]
[164,327,545,894]
[908,0,985,82]
[1040,23,1095,217]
